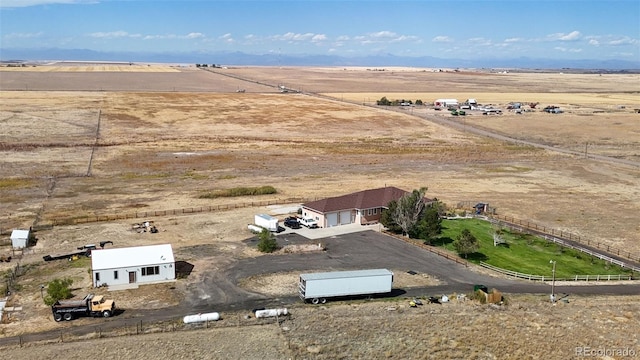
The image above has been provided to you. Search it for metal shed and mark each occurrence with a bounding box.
[91,244,175,287]
[10,229,30,249]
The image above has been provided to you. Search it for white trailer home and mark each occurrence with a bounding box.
[91,244,175,288]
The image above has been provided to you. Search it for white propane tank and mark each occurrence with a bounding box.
[255,308,288,318]
[183,312,220,324]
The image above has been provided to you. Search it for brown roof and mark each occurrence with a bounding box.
[302,186,410,213]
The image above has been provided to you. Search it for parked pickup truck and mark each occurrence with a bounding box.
[52,294,116,321]
[298,217,319,229]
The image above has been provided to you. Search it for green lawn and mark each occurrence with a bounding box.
[438,219,638,279]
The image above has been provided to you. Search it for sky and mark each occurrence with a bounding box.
[1,0,639,62]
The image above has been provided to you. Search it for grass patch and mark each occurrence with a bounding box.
[199,185,277,199]
[121,172,171,180]
[216,174,237,180]
[483,166,533,173]
[182,170,208,180]
[439,218,638,278]
[0,178,33,189]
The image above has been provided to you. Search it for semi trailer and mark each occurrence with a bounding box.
[299,269,394,304]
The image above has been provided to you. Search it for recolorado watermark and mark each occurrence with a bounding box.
[575,346,637,357]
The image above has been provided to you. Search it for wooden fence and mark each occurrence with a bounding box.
[481,215,640,271]
[479,262,637,282]
[48,197,313,226]
[486,213,640,263]
[382,231,468,267]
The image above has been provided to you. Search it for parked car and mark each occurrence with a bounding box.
[284,217,301,229]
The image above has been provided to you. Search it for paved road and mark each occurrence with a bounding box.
[413,109,640,168]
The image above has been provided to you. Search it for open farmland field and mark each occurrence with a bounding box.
[0,65,639,359]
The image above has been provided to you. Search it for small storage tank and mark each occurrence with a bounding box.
[255,308,288,318]
[183,312,220,324]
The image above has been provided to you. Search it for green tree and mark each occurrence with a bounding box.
[410,206,442,244]
[453,229,480,259]
[376,97,391,106]
[380,200,402,233]
[44,278,73,306]
[415,99,423,105]
[393,187,428,237]
[257,229,278,253]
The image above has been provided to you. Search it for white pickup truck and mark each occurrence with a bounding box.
[298,217,319,229]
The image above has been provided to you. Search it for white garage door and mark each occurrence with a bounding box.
[326,213,338,227]
[339,211,352,225]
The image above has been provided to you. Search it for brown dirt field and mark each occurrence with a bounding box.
[0,66,639,358]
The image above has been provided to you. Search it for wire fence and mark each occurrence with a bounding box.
[4,311,289,348]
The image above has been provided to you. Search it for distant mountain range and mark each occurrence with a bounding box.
[2,48,639,71]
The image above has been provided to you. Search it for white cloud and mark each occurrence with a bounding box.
[432,36,453,43]
[370,31,397,39]
[0,0,97,8]
[219,33,233,43]
[273,32,316,41]
[311,34,327,42]
[89,31,132,39]
[336,35,350,41]
[608,36,638,46]
[4,32,43,39]
[504,37,523,43]
[548,31,581,41]
[554,46,583,53]
[588,39,600,46]
[186,32,204,39]
[468,37,492,46]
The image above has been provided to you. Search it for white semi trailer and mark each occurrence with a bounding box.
[254,214,279,232]
[299,269,394,304]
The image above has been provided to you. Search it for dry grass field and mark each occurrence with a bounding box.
[0,65,639,358]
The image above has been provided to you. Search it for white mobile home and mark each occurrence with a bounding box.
[91,244,175,287]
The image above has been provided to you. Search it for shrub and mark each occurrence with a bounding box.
[199,186,277,199]
[257,229,278,253]
[44,278,73,306]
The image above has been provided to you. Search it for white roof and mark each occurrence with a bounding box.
[10,229,29,240]
[91,244,174,271]
[300,269,393,281]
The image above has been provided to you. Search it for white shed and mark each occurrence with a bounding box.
[10,229,30,249]
[91,244,175,287]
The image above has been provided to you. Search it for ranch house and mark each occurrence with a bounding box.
[301,186,431,228]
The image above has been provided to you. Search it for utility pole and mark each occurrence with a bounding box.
[584,142,588,159]
[549,260,556,303]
